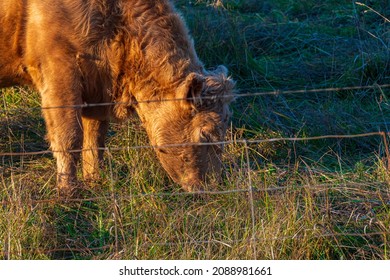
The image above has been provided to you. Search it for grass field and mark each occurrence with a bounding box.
[1,0,389,259]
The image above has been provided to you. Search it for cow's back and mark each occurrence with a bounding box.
[0,0,118,90]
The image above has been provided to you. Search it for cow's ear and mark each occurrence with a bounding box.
[178,73,205,110]
[213,65,228,76]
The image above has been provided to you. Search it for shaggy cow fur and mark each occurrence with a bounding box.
[0,0,235,194]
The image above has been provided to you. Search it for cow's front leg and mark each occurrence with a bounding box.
[81,117,109,182]
[42,102,83,195]
[38,66,83,196]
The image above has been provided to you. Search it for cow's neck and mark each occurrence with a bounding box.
[117,0,203,103]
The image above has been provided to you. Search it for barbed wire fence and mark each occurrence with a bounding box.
[1,83,390,258]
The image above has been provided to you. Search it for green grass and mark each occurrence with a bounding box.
[1,0,389,259]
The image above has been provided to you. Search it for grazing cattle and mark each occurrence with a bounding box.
[0,0,235,194]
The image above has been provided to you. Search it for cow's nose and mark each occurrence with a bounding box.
[180,176,204,193]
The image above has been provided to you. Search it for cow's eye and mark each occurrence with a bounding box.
[181,154,191,164]
[200,129,212,142]
[158,148,168,154]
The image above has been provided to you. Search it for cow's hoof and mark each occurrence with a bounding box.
[57,182,83,201]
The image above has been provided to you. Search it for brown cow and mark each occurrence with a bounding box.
[0,0,235,194]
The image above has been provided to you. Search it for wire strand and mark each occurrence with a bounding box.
[1,84,389,113]
[0,131,385,157]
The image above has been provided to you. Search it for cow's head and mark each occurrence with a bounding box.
[137,65,235,191]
